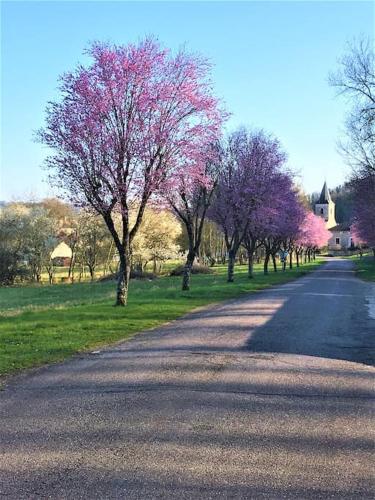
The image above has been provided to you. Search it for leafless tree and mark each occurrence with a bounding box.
[329,38,375,178]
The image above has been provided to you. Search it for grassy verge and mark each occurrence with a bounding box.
[348,254,375,282]
[0,259,323,377]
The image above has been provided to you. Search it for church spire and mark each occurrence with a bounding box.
[318,181,332,204]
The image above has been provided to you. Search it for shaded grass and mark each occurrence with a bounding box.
[349,254,375,282]
[0,260,323,376]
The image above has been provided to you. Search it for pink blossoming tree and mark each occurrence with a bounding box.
[260,178,306,274]
[38,38,224,305]
[296,212,330,264]
[242,174,304,276]
[351,175,375,256]
[210,128,287,282]
[166,142,224,290]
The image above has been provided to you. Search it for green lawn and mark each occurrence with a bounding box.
[0,260,323,377]
[350,254,375,282]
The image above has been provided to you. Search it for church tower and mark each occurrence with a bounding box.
[315,181,336,229]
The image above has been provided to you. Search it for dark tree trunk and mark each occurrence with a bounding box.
[272,254,277,272]
[289,251,293,269]
[88,266,95,281]
[247,251,254,279]
[68,255,74,279]
[227,250,236,282]
[264,253,270,274]
[182,251,195,291]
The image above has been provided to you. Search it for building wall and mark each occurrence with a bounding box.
[328,230,352,251]
[315,202,336,229]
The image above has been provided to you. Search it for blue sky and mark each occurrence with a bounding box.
[1,1,373,201]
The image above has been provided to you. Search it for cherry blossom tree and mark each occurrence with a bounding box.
[241,174,303,276]
[350,221,367,257]
[260,179,305,274]
[166,142,224,290]
[296,212,330,264]
[351,175,375,256]
[38,38,224,305]
[210,128,287,282]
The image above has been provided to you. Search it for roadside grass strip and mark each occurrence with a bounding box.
[0,260,323,376]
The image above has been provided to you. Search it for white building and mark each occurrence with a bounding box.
[314,182,352,253]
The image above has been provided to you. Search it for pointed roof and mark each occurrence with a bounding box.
[51,241,72,259]
[318,181,332,204]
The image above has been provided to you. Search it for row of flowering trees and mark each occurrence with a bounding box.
[39,38,330,305]
[207,129,330,283]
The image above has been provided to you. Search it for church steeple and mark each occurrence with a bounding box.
[318,181,332,204]
[315,181,336,229]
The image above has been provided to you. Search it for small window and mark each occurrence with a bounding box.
[320,208,324,215]
[335,237,340,245]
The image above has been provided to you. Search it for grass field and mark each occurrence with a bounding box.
[40,260,182,283]
[0,259,323,377]
[350,254,375,282]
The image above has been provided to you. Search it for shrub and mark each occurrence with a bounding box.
[170,264,213,276]
[98,270,157,282]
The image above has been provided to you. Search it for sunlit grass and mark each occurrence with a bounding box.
[0,259,323,376]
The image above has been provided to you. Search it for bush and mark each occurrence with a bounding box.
[0,248,31,286]
[170,263,213,276]
[98,270,157,282]
[130,269,157,280]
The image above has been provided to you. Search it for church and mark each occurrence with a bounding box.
[314,182,353,254]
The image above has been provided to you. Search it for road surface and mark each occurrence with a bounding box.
[1,259,374,499]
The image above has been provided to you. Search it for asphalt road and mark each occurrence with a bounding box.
[1,259,374,499]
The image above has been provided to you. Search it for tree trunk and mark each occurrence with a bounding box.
[182,251,195,291]
[227,250,236,282]
[68,255,74,279]
[289,251,293,269]
[116,253,130,306]
[296,251,300,267]
[247,251,254,279]
[239,253,244,266]
[272,254,277,272]
[264,253,270,274]
[89,266,95,281]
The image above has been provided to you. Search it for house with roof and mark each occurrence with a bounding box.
[314,182,352,254]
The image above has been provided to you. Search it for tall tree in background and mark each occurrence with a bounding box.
[330,38,375,253]
[243,174,303,276]
[131,208,181,273]
[166,143,223,290]
[211,128,287,282]
[39,38,224,305]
